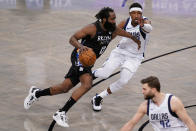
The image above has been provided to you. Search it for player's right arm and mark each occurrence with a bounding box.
[120,101,147,131]
[69,24,96,52]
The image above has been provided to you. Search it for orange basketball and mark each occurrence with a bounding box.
[79,48,96,67]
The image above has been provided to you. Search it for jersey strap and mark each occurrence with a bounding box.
[139,26,146,40]
[147,99,150,116]
[168,95,178,118]
[123,17,130,30]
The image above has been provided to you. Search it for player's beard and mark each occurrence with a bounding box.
[144,93,155,100]
[104,20,116,32]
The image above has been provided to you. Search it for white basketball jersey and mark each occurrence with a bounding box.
[147,94,188,131]
[116,16,150,58]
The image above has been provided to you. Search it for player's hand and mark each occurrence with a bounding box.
[139,17,144,27]
[137,40,141,50]
[79,45,90,53]
[131,36,141,50]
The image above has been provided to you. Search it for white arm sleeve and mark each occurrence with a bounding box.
[141,24,152,33]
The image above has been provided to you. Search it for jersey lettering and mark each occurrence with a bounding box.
[97,36,112,42]
[129,32,140,40]
[151,113,169,121]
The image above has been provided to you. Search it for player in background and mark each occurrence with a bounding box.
[120,76,196,131]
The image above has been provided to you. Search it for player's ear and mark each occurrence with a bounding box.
[102,18,106,23]
[151,88,157,93]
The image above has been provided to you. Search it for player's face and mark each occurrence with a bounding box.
[142,84,155,100]
[130,11,142,25]
[103,12,116,32]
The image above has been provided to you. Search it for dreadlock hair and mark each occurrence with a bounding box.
[95,7,114,21]
[129,2,143,10]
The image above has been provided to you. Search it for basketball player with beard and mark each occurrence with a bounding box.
[24,7,141,127]
[120,76,196,131]
[92,3,152,111]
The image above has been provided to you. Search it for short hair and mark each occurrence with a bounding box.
[141,76,160,92]
[129,2,143,10]
[95,7,114,20]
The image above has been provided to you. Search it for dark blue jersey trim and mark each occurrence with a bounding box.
[139,26,146,40]
[147,99,150,116]
[168,95,178,118]
[143,17,148,20]
[123,18,130,30]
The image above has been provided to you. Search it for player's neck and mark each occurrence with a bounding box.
[152,93,165,106]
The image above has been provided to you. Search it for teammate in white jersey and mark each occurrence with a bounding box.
[92,2,152,111]
[120,76,196,131]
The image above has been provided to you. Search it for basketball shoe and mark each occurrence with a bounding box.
[24,86,41,109]
[92,94,103,111]
[53,110,69,127]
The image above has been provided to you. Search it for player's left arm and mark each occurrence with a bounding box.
[171,96,196,131]
[139,17,152,33]
[117,20,126,29]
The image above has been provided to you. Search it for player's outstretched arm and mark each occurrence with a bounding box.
[113,27,141,50]
[120,101,147,131]
[69,24,96,52]
[139,18,152,33]
[171,96,196,131]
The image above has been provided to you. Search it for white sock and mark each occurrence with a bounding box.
[98,90,109,98]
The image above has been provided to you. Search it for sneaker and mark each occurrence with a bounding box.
[24,86,41,110]
[91,94,103,111]
[92,70,97,80]
[53,110,69,127]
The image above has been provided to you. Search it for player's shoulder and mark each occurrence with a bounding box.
[142,16,148,19]
[84,23,96,29]
[170,95,182,104]
[81,23,97,34]
[170,95,184,111]
[138,100,148,113]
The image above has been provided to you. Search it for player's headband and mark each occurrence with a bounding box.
[129,7,143,13]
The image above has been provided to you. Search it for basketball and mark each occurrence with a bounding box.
[79,48,96,67]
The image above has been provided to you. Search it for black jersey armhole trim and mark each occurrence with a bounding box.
[139,26,146,40]
[123,18,130,30]
[168,95,178,118]
[147,99,150,116]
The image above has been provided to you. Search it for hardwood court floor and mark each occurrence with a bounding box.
[0,0,195,131]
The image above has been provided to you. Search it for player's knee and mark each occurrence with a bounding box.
[82,83,92,90]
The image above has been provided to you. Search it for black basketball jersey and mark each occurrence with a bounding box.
[71,20,114,67]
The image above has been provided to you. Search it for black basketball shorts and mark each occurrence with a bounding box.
[64,65,92,87]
